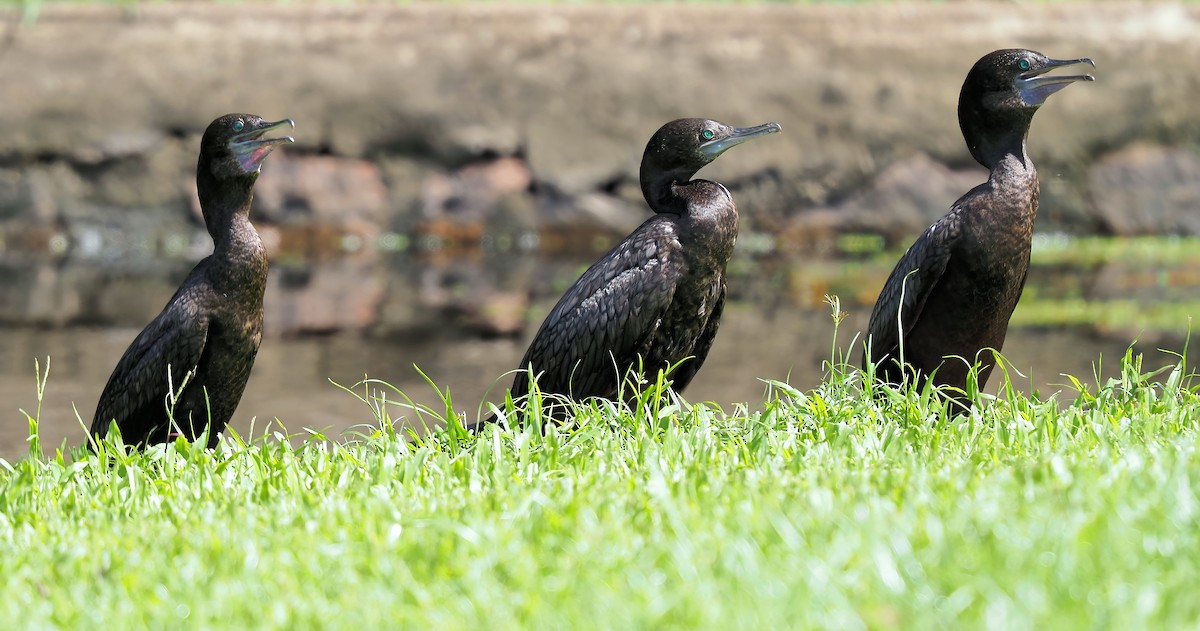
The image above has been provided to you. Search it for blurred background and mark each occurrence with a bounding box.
[1,3,1198,458]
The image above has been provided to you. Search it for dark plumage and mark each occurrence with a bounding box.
[863,49,1094,408]
[89,114,294,448]
[474,118,781,430]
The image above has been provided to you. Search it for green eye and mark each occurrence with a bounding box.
[233,120,245,132]
[1018,58,1031,71]
[701,129,715,141]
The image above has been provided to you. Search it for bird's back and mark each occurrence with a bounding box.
[512,215,687,404]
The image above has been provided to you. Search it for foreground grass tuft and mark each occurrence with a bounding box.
[3,349,1200,628]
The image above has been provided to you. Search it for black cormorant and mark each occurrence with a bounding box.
[473,118,781,430]
[863,49,1094,409]
[89,114,294,448]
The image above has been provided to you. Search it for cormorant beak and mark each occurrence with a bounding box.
[231,118,296,172]
[1017,57,1095,106]
[700,122,783,161]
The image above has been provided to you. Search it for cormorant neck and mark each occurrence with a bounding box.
[959,94,1036,171]
[641,166,701,215]
[968,124,1031,172]
[196,167,258,244]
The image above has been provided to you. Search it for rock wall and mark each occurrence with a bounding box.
[0,3,1198,256]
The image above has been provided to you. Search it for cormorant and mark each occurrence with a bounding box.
[863,49,1094,409]
[473,118,781,430]
[89,114,294,448]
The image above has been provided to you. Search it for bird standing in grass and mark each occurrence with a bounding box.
[90,114,294,448]
[473,118,781,430]
[863,49,1094,409]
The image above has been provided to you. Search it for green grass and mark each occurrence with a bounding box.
[4,334,1200,628]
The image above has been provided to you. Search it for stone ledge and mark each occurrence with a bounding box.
[0,3,1198,245]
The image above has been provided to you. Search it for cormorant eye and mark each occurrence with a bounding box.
[1017,58,1031,71]
[233,120,245,132]
[701,129,715,141]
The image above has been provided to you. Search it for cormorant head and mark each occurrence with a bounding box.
[959,49,1093,166]
[200,113,295,180]
[640,118,782,212]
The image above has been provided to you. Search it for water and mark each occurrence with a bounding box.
[2,240,1197,460]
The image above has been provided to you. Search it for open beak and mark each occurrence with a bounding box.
[231,118,295,172]
[1017,57,1095,106]
[700,122,783,160]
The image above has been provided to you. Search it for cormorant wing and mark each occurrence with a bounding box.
[864,208,963,370]
[90,293,210,443]
[513,221,683,402]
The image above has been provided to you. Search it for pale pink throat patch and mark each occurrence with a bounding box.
[237,145,277,172]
